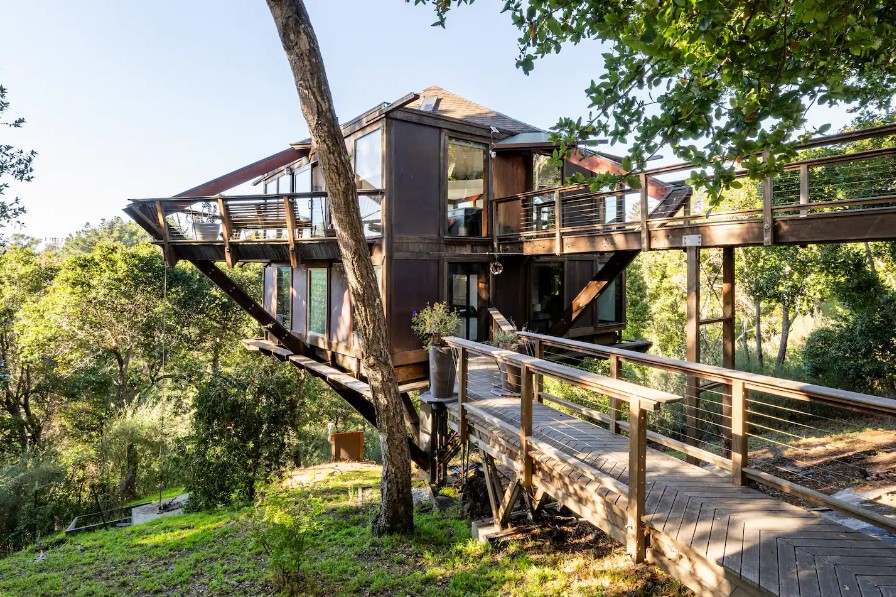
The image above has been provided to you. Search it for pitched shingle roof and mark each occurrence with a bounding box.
[406,85,544,135]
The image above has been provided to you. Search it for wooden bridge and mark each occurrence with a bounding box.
[442,333,896,597]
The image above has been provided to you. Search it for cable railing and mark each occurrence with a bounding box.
[129,190,385,243]
[515,330,896,536]
[494,124,896,247]
[445,334,682,563]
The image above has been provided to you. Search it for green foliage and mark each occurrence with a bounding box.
[60,217,149,257]
[420,1,896,199]
[0,451,69,552]
[252,487,324,592]
[411,302,461,348]
[186,354,305,509]
[0,84,35,243]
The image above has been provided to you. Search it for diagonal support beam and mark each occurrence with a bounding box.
[549,250,640,336]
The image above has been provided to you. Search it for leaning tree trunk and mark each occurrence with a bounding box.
[775,305,794,368]
[265,0,413,534]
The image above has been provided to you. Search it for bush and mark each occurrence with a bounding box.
[186,355,304,509]
[0,451,70,553]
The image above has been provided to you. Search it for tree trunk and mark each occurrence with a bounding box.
[740,317,751,362]
[775,305,794,368]
[265,0,413,535]
[753,298,763,367]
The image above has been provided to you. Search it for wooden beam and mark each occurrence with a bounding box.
[799,163,809,218]
[731,379,747,486]
[283,195,299,268]
[762,152,774,245]
[497,480,522,528]
[458,347,468,445]
[176,147,304,197]
[553,188,563,255]
[608,354,621,434]
[549,250,639,337]
[520,365,534,490]
[216,195,237,267]
[721,247,735,458]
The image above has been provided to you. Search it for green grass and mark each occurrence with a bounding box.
[1,464,689,596]
[124,486,186,507]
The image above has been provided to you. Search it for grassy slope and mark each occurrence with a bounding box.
[3,464,689,597]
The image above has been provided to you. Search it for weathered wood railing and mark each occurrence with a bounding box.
[445,335,681,562]
[494,123,896,247]
[518,331,896,535]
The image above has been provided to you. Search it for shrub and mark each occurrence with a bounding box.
[411,302,460,349]
[0,451,70,552]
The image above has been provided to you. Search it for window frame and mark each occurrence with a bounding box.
[444,134,489,239]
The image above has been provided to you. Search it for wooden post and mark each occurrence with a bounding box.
[458,347,468,445]
[283,195,299,268]
[763,151,774,245]
[520,363,534,490]
[730,380,748,485]
[627,398,647,563]
[685,246,701,463]
[639,173,650,251]
[217,195,237,267]
[799,164,809,218]
[553,188,563,255]
[721,247,735,457]
[608,354,621,434]
[534,339,544,404]
[154,201,177,267]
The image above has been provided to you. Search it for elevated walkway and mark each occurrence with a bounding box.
[445,337,896,597]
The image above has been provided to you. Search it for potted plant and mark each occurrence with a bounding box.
[192,201,222,241]
[490,328,529,395]
[411,303,461,399]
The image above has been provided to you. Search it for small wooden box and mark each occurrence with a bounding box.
[331,431,364,462]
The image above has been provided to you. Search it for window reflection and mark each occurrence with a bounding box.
[355,129,382,190]
[308,268,327,335]
[446,139,486,236]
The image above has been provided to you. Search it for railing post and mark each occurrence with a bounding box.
[458,347,468,446]
[520,363,534,490]
[534,339,544,404]
[608,354,621,434]
[627,397,647,563]
[639,173,650,251]
[763,151,774,245]
[553,188,563,255]
[799,163,809,218]
[217,195,237,267]
[731,380,748,486]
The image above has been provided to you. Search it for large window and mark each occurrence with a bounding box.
[293,165,313,238]
[530,262,564,333]
[308,268,328,336]
[533,154,562,191]
[354,129,382,190]
[446,139,486,237]
[448,263,487,340]
[275,266,292,329]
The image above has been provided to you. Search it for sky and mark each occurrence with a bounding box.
[1,0,856,242]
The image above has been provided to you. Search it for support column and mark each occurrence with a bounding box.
[685,246,701,463]
[721,247,735,457]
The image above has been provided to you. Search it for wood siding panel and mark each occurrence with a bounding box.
[391,259,439,353]
[389,119,442,238]
[491,256,528,330]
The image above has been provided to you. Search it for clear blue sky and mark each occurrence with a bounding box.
[1,0,854,241]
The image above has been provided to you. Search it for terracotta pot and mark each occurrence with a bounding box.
[428,345,457,399]
[500,363,522,395]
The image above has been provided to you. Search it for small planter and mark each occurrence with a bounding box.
[499,362,522,395]
[428,345,457,399]
[194,222,221,241]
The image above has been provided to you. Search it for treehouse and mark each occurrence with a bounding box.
[127,87,642,383]
[126,86,896,597]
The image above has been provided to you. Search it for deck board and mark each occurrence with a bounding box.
[447,360,896,597]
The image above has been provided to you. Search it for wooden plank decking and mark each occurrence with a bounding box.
[447,357,896,597]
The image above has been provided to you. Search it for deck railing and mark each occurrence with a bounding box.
[130,190,385,243]
[516,331,896,536]
[445,335,682,562]
[494,124,896,246]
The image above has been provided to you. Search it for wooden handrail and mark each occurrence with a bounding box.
[518,331,896,416]
[444,337,681,409]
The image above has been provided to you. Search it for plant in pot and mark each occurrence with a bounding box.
[411,303,461,400]
[490,328,529,395]
[192,201,222,241]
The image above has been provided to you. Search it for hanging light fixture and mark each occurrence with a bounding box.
[490,259,504,276]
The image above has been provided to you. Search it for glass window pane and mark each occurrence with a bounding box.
[277,173,291,194]
[355,129,382,190]
[533,154,562,191]
[308,268,328,335]
[446,139,486,237]
[293,166,312,238]
[276,266,292,329]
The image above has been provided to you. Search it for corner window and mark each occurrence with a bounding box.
[446,139,486,237]
[533,154,562,191]
[308,268,328,335]
[275,266,292,329]
[354,129,382,190]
